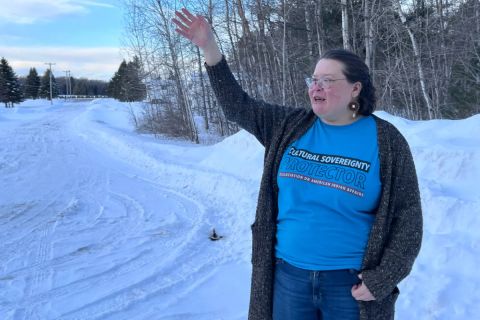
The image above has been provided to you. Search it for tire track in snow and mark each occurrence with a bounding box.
[11,200,78,320]
[0,106,97,318]
[56,183,208,320]
[1,180,207,320]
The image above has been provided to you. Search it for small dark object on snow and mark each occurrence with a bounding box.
[209,228,223,241]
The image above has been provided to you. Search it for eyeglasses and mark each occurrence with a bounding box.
[305,77,346,89]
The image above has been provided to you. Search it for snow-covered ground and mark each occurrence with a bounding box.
[0,99,478,319]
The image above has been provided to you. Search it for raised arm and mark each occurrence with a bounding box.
[172,8,294,146]
[172,8,222,66]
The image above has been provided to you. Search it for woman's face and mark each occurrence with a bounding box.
[308,59,362,124]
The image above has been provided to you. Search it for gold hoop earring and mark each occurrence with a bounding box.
[348,102,360,118]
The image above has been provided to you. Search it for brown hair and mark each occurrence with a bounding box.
[319,49,376,115]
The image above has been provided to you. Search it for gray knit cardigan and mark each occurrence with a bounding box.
[206,57,423,320]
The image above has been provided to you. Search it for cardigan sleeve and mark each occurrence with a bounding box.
[361,128,423,301]
[205,56,295,146]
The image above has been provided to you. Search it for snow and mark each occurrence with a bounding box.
[0,99,478,319]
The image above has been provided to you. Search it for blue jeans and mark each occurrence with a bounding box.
[273,258,361,320]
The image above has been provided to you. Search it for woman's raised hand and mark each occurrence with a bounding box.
[173,8,213,48]
[172,8,222,65]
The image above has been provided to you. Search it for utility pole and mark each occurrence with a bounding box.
[45,62,56,104]
[63,70,71,100]
[68,71,72,98]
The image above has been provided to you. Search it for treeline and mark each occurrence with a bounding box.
[123,0,479,142]
[20,69,109,99]
[56,77,108,97]
[0,56,110,107]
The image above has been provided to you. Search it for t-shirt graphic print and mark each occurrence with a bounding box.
[275,116,381,270]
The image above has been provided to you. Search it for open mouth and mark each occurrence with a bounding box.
[314,97,326,102]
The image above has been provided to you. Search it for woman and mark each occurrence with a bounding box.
[173,8,422,320]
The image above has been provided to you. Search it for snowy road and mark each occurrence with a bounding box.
[0,101,254,319]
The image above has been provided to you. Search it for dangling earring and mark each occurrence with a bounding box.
[348,101,360,118]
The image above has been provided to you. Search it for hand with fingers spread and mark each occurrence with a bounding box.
[172,8,222,66]
[351,273,376,301]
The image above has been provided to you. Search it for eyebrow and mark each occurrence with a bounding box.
[312,74,336,77]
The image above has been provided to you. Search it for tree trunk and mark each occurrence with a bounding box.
[305,0,315,59]
[196,46,209,130]
[364,0,373,68]
[237,0,251,35]
[315,0,325,56]
[155,0,198,142]
[341,0,351,50]
[393,0,434,119]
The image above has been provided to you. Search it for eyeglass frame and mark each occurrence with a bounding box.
[305,77,347,89]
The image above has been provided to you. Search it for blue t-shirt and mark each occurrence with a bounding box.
[275,116,381,270]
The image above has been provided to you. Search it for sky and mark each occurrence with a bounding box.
[0,0,127,81]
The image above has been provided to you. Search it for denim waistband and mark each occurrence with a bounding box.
[275,258,359,277]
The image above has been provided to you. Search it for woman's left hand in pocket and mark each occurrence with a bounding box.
[351,273,376,301]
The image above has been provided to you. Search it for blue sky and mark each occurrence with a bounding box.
[0,0,127,80]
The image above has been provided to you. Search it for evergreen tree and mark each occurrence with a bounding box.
[107,70,122,99]
[107,57,146,102]
[39,69,58,100]
[125,56,147,102]
[117,60,129,101]
[0,57,24,108]
[0,64,6,106]
[24,67,41,99]
[107,60,127,100]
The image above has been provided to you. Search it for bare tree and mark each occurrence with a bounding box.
[121,0,479,144]
[363,0,375,68]
[393,0,434,119]
[341,0,351,50]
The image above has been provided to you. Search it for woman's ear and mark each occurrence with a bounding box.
[352,82,362,98]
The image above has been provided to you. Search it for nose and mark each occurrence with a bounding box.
[311,82,324,90]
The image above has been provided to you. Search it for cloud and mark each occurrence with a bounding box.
[0,46,124,80]
[0,34,26,42]
[0,0,114,24]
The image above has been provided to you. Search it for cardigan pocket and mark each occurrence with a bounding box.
[362,286,399,320]
[250,222,275,266]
